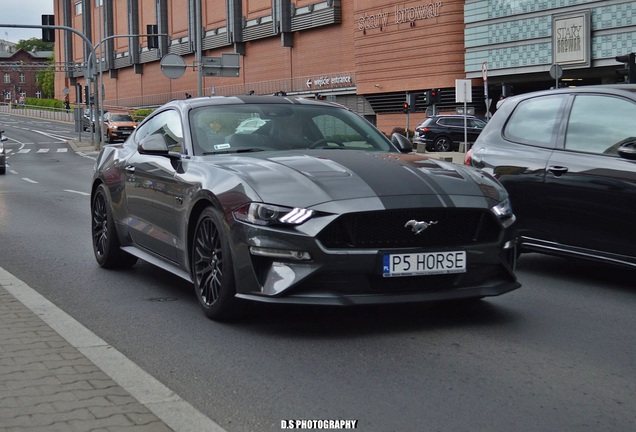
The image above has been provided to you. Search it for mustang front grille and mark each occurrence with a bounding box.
[317,208,501,249]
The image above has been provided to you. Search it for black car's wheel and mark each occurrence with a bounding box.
[91,184,138,268]
[191,207,246,321]
[0,165,5,175]
[434,136,452,152]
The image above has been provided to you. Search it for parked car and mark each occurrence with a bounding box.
[82,109,103,133]
[414,115,487,152]
[91,95,519,321]
[102,111,137,143]
[466,84,636,269]
[0,130,7,174]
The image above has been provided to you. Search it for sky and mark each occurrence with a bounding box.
[1,0,54,43]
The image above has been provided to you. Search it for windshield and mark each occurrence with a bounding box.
[111,114,133,122]
[189,103,393,155]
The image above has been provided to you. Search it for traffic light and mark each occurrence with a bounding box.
[616,53,636,83]
[42,15,55,43]
[426,88,441,105]
[406,92,417,113]
[402,102,409,113]
[147,24,159,49]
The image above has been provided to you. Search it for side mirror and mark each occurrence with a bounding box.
[0,130,6,142]
[391,133,413,153]
[138,134,169,155]
[618,141,636,160]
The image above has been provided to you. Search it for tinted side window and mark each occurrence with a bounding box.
[504,95,567,148]
[565,94,636,155]
[134,109,184,153]
[440,118,463,127]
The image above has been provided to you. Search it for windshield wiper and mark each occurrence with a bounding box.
[202,148,265,155]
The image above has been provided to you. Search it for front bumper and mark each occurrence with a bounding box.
[231,218,519,306]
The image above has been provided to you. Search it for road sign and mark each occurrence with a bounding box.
[160,53,186,79]
[455,79,472,103]
[549,63,563,79]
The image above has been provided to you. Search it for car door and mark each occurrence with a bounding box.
[543,92,636,258]
[443,117,465,145]
[124,109,184,261]
[477,94,569,239]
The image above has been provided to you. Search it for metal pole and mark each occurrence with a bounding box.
[195,0,203,96]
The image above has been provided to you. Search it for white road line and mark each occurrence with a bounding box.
[17,149,30,153]
[36,149,50,153]
[57,148,68,152]
[22,178,38,184]
[64,189,90,196]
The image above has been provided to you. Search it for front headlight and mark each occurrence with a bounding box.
[491,198,513,220]
[233,203,313,226]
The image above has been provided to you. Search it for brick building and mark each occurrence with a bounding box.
[53,0,636,134]
[1,43,52,104]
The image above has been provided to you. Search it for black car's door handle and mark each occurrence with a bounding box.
[548,165,568,176]
[124,165,135,174]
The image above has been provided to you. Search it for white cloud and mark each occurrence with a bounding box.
[1,0,54,43]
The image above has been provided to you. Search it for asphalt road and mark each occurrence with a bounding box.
[1,113,635,432]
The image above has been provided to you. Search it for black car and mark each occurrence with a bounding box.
[0,130,6,174]
[414,115,487,152]
[467,85,636,269]
[91,95,519,320]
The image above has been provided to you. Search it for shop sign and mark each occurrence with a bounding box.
[552,11,591,68]
[358,1,443,32]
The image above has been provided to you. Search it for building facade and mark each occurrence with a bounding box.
[1,44,51,104]
[53,0,636,134]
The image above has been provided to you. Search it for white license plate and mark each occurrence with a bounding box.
[382,251,466,277]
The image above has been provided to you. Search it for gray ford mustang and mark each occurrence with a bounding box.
[91,95,519,320]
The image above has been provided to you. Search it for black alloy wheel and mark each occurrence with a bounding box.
[191,207,246,320]
[91,184,138,268]
[434,136,452,152]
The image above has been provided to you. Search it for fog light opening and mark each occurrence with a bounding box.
[249,246,311,261]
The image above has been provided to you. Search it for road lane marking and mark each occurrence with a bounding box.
[22,178,38,184]
[65,189,90,196]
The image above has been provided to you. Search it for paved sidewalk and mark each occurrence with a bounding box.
[0,267,225,432]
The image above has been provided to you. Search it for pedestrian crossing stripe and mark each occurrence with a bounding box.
[7,148,68,154]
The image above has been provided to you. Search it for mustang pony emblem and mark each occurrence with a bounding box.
[404,219,438,235]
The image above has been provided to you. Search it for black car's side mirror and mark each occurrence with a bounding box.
[0,130,6,142]
[391,133,413,153]
[618,141,636,160]
[138,134,169,155]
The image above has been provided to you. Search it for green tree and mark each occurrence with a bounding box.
[15,38,54,52]
[36,57,55,99]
